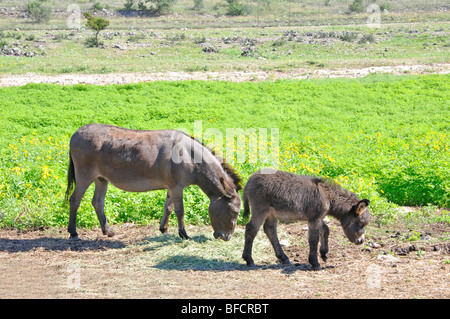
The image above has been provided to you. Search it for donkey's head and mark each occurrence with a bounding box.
[209,176,241,241]
[340,199,371,245]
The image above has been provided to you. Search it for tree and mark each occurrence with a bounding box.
[84,12,109,47]
[27,1,51,23]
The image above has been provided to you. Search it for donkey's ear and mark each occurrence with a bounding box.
[219,176,234,198]
[355,199,370,216]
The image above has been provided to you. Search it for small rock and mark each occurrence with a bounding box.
[377,254,399,263]
[113,44,126,50]
[280,239,290,247]
[370,242,381,249]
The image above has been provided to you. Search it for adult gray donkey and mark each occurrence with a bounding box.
[65,124,242,241]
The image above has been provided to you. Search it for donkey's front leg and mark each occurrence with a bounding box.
[263,214,290,265]
[171,187,190,240]
[308,220,322,270]
[319,221,330,262]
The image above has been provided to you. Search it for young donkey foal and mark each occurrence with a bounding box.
[242,170,370,270]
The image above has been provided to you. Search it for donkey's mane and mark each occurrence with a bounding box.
[187,134,242,191]
[313,177,359,204]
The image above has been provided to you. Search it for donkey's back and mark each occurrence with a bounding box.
[243,170,330,222]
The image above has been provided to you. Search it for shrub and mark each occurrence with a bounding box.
[84,36,101,48]
[358,33,376,44]
[92,2,104,11]
[349,0,365,13]
[26,1,51,23]
[339,31,358,42]
[192,0,204,11]
[123,0,134,10]
[138,0,177,15]
[225,0,251,16]
[380,3,390,11]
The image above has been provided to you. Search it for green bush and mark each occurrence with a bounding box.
[138,0,177,15]
[92,2,104,11]
[349,0,365,13]
[192,0,204,11]
[225,0,251,16]
[26,1,51,23]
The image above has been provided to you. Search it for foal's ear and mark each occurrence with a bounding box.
[355,199,370,216]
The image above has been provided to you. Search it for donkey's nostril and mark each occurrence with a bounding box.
[355,234,365,245]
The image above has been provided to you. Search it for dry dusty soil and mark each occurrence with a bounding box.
[0,217,448,299]
[0,64,449,86]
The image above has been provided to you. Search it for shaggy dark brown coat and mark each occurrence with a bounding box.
[242,169,370,270]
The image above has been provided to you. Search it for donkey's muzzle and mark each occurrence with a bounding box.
[355,234,365,245]
[214,231,232,241]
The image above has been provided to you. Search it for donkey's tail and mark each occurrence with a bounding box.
[243,190,250,219]
[65,152,75,202]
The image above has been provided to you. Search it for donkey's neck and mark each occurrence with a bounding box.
[328,202,354,221]
[191,143,228,198]
[321,184,358,222]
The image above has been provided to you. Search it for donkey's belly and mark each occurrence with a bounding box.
[101,172,167,192]
[273,208,308,223]
[109,178,167,192]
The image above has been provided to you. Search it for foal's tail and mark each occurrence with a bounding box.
[243,189,250,219]
[65,152,75,202]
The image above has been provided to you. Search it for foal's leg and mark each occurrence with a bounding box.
[68,178,92,239]
[263,213,290,265]
[308,219,323,270]
[92,178,114,237]
[170,187,189,240]
[319,221,330,262]
[242,205,270,267]
[159,191,173,234]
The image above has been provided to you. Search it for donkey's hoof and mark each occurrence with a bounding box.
[178,230,190,240]
[320,253,328,262]
[69,235,80,241]
[311,264,321,271]
[280,258,291,265]
[106,230,115,237]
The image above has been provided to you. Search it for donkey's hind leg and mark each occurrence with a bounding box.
[263,213,290,265]
[92,177,114,237]
[159,191,173,234]
[68,179,92,239]
[319,221,330,262]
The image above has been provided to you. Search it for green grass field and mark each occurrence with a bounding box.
[0,74,449,230]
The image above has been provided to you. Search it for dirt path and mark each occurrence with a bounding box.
[0,220,448,299]
[0,64,448,86]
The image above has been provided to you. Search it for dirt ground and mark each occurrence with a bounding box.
[0,216,448,299]
[0,63,449,86]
